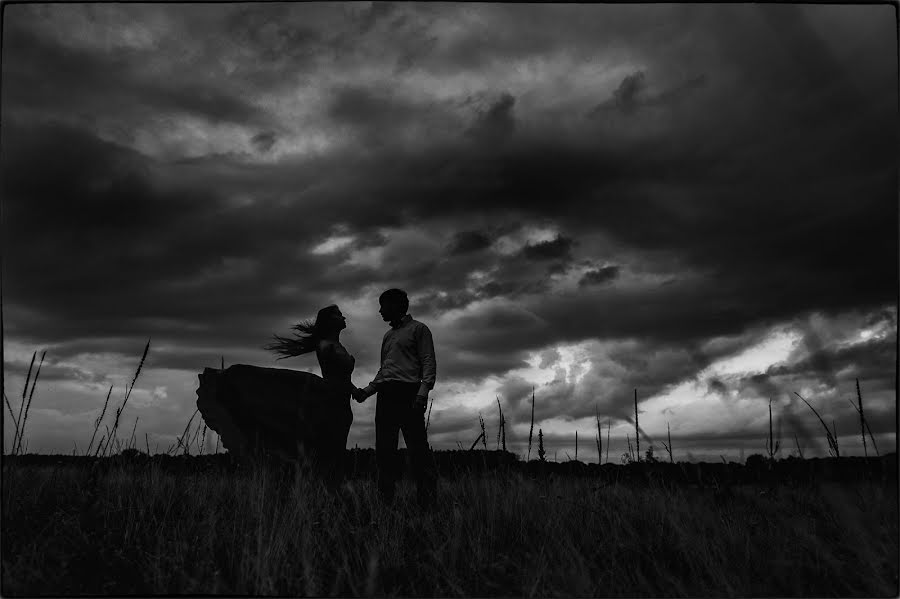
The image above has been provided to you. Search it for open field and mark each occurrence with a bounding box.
[2,452,897,597]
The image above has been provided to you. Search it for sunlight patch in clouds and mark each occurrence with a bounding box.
[494,225,559,255]
[707,329,800,378]
[311,234,355,255]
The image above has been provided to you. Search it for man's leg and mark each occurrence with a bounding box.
[399,389,437,508]
[375,390,401,504]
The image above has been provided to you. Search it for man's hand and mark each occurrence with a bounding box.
[414,394,428,412]
[351,387,367,403]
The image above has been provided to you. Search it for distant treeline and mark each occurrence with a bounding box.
[5,449,896,486]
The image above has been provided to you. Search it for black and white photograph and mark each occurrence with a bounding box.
[1,2,897,596]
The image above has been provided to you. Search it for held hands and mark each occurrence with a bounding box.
[351,386,368,403]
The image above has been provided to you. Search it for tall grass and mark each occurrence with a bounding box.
[527,387,535,461]
[13,350,45,455]
[2,460,896,597]
[86,386,113,456]
[634,388,640,462]
[101,339,150,457]
[794,392,840,458]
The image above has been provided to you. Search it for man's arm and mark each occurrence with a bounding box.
[416,324,436,399]
[359,333,389,399]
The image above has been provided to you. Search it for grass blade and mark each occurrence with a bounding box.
[86,386,113,456]
[15,350,45,455]
[105,339,150,456]
[794,392,839,457]
[527,387,535,461]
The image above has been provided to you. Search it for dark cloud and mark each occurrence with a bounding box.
[707,378,728,395]
[224,4,323,62]
[467,93,516,144]
[589,71,708,117]
[447,230,493,255]
[2,3,896,454]
[613,71,646,115]
[1,19,272,131]
[357,1,397,35]
[251,131,277,153]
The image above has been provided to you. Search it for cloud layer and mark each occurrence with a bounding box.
[2,3,896,458]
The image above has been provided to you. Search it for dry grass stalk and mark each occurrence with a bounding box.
[15,350,45,455]
[626,434,634,463]
[856,379,867,456]
[145,432,151,456]
[189,420,204,452]
[527,387,535,461]
[175,408,200,455]
[595,406,602,465]
[661,421,674,463]
[634,389,640,462]
[468,430,485,451]
[537,428,545,461]
[846,379,879,456]
[101,425,112,455]
[15,351,36,439]
[794,433,804,459]
[478,413,487,450]
[766,399,780,460]
[794,392,839,457]
[184,420,205,455]
[425,395,435,434]
[86,386,113,456]
[104,339,150,457]
[495,396,505,450]
[128,417,139,451]
[92,433,106,457]
[4,392,20,451]
[199,424,208,455]
[606,421,610,464]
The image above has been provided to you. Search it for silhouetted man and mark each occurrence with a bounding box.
[353,288,437,507]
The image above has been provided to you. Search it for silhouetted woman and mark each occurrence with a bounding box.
[266,304,357,481]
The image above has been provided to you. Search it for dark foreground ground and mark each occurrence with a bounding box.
[2,451,898,597]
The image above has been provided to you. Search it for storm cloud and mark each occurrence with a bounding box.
[1,3,895,458]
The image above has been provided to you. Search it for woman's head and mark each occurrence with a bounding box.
[315,304,347,335]
[265,304,347,359]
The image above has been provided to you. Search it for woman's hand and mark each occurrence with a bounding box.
[351,386,367,403]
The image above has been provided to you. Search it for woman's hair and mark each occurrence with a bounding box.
[265,305,340,359]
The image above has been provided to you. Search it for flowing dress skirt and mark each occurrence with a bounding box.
[195,364,351,460]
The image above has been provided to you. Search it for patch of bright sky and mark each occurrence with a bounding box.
[855,314,894,344]
[638,328,800,407]
[494,224,559,255]
[311,235,355,255]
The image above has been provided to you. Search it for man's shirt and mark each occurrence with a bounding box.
[365,314,436,398]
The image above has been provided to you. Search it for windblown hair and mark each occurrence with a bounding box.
[265,305,338,359]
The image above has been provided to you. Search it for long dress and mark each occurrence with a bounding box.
[314,339,355,466]
[195,343,355,461]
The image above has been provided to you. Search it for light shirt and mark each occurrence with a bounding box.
[364,314,436,398]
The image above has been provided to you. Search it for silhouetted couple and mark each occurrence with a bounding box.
[268,288,437,507]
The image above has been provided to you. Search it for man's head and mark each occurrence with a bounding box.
[378,288,409,323]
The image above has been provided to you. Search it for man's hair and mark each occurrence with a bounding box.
[379,288,409,313]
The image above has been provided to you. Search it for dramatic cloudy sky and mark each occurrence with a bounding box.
[2,3,897,460]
